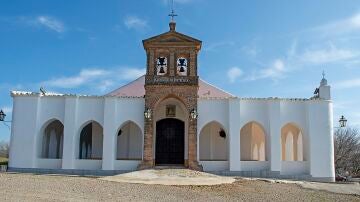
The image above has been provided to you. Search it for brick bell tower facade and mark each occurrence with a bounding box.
[138,21,202,170]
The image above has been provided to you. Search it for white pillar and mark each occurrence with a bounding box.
[62,97,78,169]
[268,100,281,172]
[229,98,241,171]
[307,101,335,182]
[102,97,117,170]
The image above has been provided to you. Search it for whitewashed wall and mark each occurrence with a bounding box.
[197,98,334,181]
[9,95,144,171]
[9,94,334,181]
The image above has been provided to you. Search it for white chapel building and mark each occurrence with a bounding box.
[8,21,335,181]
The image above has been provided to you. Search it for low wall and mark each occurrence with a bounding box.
[281,161,309,175]
[200,161,229,171]
[37,159,62,169]
[75,160,102,170]
[240,161,270,171]
[114,160,141,170]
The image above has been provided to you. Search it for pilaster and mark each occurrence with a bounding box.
[229,98,241,171]
[102,97,117,170]
[268,100,281,172]
[62,97,78,169]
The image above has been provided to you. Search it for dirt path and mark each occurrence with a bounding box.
[0,173,359,201]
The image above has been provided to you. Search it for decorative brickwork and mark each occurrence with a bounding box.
[138,22,202,170]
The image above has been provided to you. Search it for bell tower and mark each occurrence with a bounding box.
[139,16,202,170]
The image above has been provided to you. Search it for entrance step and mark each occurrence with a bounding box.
[101,169,236,185]
[155,165,186,169]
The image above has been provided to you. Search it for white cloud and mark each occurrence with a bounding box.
[300,44,359,64]
[44,69,109,88]
[247,59,286,81]
[312,12,360,36]
[42,67,145,92]
[124,16,148,30]
[242,45,259,57]
[19,15,65,33]
[36,16,65,33]
[204,41,235,52]
[334,78,360,89]
[227,67,243,83]
[120,68,146,80]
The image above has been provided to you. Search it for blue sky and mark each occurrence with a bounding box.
[1,0,360,141]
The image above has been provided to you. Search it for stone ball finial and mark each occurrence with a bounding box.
[169,22,176,31]
[320,71,328,86]
[320,78,328,86]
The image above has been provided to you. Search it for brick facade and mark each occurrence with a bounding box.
[138,22,202,170]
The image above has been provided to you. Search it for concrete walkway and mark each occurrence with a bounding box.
[244,177,360,196]
[101,169,236,185]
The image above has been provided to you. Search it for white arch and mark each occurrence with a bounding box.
[78,120,103,160]
[199,121,228,161]
[116,121,143,160]
[281,123,305,161]
[240,121,267,161]
[40,119,64,159]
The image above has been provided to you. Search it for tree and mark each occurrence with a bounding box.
[0,141,9,158]
[334,127,360,176]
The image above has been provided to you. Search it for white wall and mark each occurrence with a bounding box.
[9,94,334,180]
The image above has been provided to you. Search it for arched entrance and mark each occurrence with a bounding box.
[155,118,185,165]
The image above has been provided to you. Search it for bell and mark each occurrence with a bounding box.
[179,66,185,73]
[159,66,165,74]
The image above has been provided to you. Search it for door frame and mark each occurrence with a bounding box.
[155,118,185,165]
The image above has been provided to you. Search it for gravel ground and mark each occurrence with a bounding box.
[0,173,359,202]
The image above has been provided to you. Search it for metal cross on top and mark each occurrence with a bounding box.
[168,0,178,22]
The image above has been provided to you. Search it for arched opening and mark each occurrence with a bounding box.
[41,120,64,159]
[240,122,266,161]
[79,121,103,160]
[199,121,228,161]
[153,96,188,165]
[116,121,142,160]
[281,123,304,161]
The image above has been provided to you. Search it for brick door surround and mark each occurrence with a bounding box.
[138,22,202,170]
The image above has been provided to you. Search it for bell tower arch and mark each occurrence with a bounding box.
[139,21,202,170]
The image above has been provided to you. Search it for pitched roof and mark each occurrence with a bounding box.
[106,75,234,98]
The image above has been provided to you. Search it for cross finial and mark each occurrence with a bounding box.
[168,0,178,22]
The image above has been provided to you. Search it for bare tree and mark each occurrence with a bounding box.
[334,128,360,176]
[0,141,9,158]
